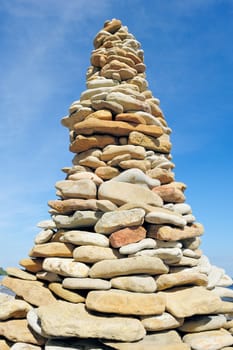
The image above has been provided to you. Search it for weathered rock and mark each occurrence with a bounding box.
[11,343,41,350]
[0,299,32,320]
[74,118,134,136]
[89,256,168,278]
[61,230,109,247]
[86,289,165,315]
[70,134,116,153]
[103,331,190,350]
[98,181,163,207]
[34,229,54,244]
[0,339,10,350]
[6,267,37,281]
[63,277,111,290]
[110,168,160,188]
[141,312,184,331]
[183,329,233,350]
[119,238,156,254]
[115,112,146,124]
[95,166,120,179]
[42,258,89,277]
[101,144,146,161]
[73,245,122,262]
[36,271,61,282]
[48,198,100,214]
[1,277,56,307]
[160,286,223,318]
[155,270,208,290]
[109,226,146,248]
[129,131,171,153]
[147,168,175,184]
[19,258,43,273]
[55,179,96,199]
[111,275,157,293]
[148,223,204,241]
[29,242,74,258]
[48,282,85,303]
[95,209,145,234]
[67,171,103,185]
[179,314,227,333]
[37,301,145,341]
[145,207,186,227]
[152,184,185,203]
[53,210,102,229]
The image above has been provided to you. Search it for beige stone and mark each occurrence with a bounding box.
[179,314,226,333]
[103,331,190,350]
[1,276,56,307]
[11,343,41,350]
[34,229,54,244]
[37,301,145,341]
[48,282,85,303]
[70,134,116,153]
[129,131,171,153]
[119,159,151,172]
[147,168,175,184]
[67,171,103,185]
[61,230,109,247]
[95,199,118,212]
[29,242,74,258]
[115,112,146,124]
[0,299,32,320]
[119,238,157,254]
[79,155,106,168]
[183,329,233,350]
[86,289,165,315]
[152,184,185,203]
[95,166,119,179]
[148,223,204,241]
[53,210,102,229]
[19,258,43,273]
[55,179,96,199]
[156,270,208,290]
[0,339,10,350]
[94,208,145,234]
[74,118,134,136]
[111,168,160,188]
[36,271,61,282]
[0,319,45,345]
[111,275,157,293]
[73,245,122,263]
[141,312,184,331]
[91,99,124,114]
[145,207,186,227]
[98,180,163,207]
[161,286,223,318]
[101,144,146,161]
[85,109,112,120]
[109,226,146,248]
[6,267,36,281]
[48,198,99,214]
[89,256,168,278]
[42,258,89,277]
[63,277,111,290]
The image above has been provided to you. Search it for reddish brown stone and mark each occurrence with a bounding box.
[109,226,146,248]
[148,223,204,241]
[152,184,185,203]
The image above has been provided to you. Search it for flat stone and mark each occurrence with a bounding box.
[98,181,163,207]
[106,92,150,113]
[179,314,226,333]
[37,301,145,342]
[119,238,156,254]
[70,134,116,153]
[101,144,146,161]
[85,109,113,120]
[95,209,145,234]
[63,277,111,290]
[0,319,45,345]
[37,219,56,230]
[146,168,175,184]
[1,276,56,307]
[73,245,122,263]
[132,247,182,264]
[45,338,110,349]
[67,171,103,185]
[74,118,134,136]
[55,179,96,199]
[183,329,233,350]
[0,339,10,350]
[141,312,184,331]
[34,229,54,244]
[213,286,233,299]
[0,299,32,320]
[6,267,37,281]
[62,107,92,128]
[89,256,168,278]
[48,199,100,214]
[109,226,146,248]
[29,242,74,258]
[86,289,165,315]
[91,99,124,114]
[96,199,118,212]
[148,223,204,241]
[155,271,208,290]
[42,258,89,277]
[110,168,160,188]
[36,271,62,282]
[79,155,106,168]
[152,184,185,203]
[19,258,43,273]
[104,19,122,33]
[11,343,41,350]
[53,210,102,229]
[115,112,146,124]
[72,148,102,164]
[110,275,157,293]
[103,331,190,350]
[118,159,151,172]
[61,230,109,247]
[129,131,171,153]
[207,265,225,289]
[95,166,120,179]
[160,286,223,318]
[135,124,164,137]
[145,207,186,227]
[107,153,131,166]
[48,283,85,303]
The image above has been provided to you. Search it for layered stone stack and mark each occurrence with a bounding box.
[1,18,233,350]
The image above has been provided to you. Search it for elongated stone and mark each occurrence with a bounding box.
[6,267,37,281]
[111,275,157,293]
[148,223,204,241]
[70,134,116,153]
[55,179,96,199]
[74,118,134,136]
[109,226,146,248]
[145,207,186,227]
[48,283,85,303]
[179,314,226,333]
[53,210,102,229]
[183,329,233,350]
[129,131,171,153]
[29,242,74,258]
[119,238,156,254]
[63,277,111,290]
[110,168,160,188]
[141,312,184,331]
[89,256,168,278]
[101,144,146,161]
[86,289,165,315]
[61,230,109,247]
[155,271,208,290]
[0,299,32,320]
[37,301,145,341]
[42,258,89,277]
[73,245,122,263]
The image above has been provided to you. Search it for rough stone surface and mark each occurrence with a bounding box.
[73,245,122,262]
[63,277,111,290]
[183,329,233,350]
[148,223,204,241]
[141,312,184,331]
[61,230,109,247]
[109,226,146,247]
[110,275,157,292]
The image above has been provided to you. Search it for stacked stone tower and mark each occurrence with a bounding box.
[1,19,233,350]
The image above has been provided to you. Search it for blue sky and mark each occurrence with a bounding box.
[0,0,233,275]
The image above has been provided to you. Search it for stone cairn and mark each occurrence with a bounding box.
[1,18,233,350]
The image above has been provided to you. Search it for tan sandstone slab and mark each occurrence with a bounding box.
[63,277,111,290]
[101,144,146,161]
[29,242,74,258]
[37,301,145,342]
[145,207,186,227]
[70,134,115,153]
[61,230,109,247]
[0,319,45,345]
[98,180,163,207]
[1,277,56,307]
[141,312,184,331]
[152,184,185,203]
[53,210,102,229]
[48,198,100,214]
[110,275,157,293]
[109,226,146,248]
[183,329,233,350]
[19,258,43,273]
[0,339,10,350]
[0,299,32,320]
[55,179,96,199]
[89,256,168,278]
[129,131,171,153]
[86,289,165,315]
[179,314,227,333]
[42,258,89,277]
[155,270,208,290]
[48,282,85,303]
[6,267,37,281]
[103,331,190,350]
[160,286,223,318]
[73,245,122,263]
[148,223,204,241]
[74,118,135,136]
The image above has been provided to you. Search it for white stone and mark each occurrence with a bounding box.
[53,211,102,229]
[34,229,54,244]
[37,219,56,229]
[110,168,160,188]
[145,208,186,227]
[119,238,156,255]
[207,265,225,289]
[63,278,111,290]
[61,230,109,247]
[42,258,89,277]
